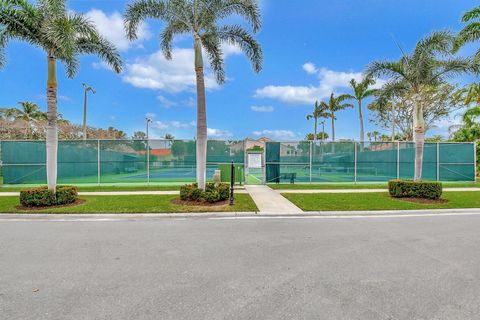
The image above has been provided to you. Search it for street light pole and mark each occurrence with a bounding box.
[145,117,153,184]
[82,83,96,141]
[145,117,152,139]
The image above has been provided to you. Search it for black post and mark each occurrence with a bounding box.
[229,160,235,206]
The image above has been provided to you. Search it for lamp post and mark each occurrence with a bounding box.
[82,83,96,141]
[145,117,153,139]
[145,117,153,184]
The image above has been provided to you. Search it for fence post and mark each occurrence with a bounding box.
[437,142,440,182]
[147,139,150,185]
[397,141,400,180]
[309,140,313,183]
[354,142,357,183]
[474,142,477,182]
[97,139,100,185]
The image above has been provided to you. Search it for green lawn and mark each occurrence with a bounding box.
[270,181,480,190]
[0,185,184,192]
[283,191,480,211]
[0,194,257,213]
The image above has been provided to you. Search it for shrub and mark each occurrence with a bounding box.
[20,186,79,207]
[388,180,443,200]
[180,183,231,203]
[55,186,78,205]
[180,183,203,201]
[20,187,56,207]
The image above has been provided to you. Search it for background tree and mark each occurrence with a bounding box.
[345,77,377,142]
[125,0,262,190]
[0,0,122,191]
[320,93,353,143]
[368,84,462,140]
[366,31,473,181]
[306,100,330,142]
[164,133,175,140]
[305,132,328,141]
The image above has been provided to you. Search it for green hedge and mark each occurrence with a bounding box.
[20,186,78,207]
[180,183,230,203]
[388,180,442,200]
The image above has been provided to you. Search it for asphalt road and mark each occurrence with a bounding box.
[1,214,480,320]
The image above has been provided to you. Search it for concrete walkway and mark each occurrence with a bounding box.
[245,185,303,214]
[278,187,480,194]
[0,190,249,197]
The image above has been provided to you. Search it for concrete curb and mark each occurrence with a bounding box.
[1,208,480,220]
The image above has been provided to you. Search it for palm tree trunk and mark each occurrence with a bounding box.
[331,111,335,153]
[194,34,207,190]
[46,53,58,191]
[314,117,317,142]
[413,95,425,181]
[358,100,364,142]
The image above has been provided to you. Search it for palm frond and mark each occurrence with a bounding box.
[77,35,122,74]
[365,60,406,81]
[217,24,262,72]
[160,20,189,60]
[462,6,480,22]
[125,0,191,40]
[455,21,480,51]
[200,31,225,83]
[203,0,261,32]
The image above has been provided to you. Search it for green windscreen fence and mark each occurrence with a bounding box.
[0,139,245,185]
[0,140,476,185]
[264,141,476,183]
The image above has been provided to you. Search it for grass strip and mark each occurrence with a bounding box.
[270,182,479,190]
[282,191,480,211]
[0,194,257,213]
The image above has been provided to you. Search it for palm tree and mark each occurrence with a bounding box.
[124,0,262,190]
[366,31,473,181]
[345,78,376,142]
[320,93,353,144]
[8,101,47,122]
[455,5,480,62]
[306,100,330,143]
[0,0,122,191]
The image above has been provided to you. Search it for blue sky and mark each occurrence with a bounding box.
[0,0,478,140]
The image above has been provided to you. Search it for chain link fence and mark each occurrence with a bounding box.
[0,140,476,185]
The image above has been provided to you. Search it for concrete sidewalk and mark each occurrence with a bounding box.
[277,187,480,193]
[245,185,303,214]
[0,190,249,197]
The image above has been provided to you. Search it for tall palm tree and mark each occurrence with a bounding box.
[345,77,376,142]
[319,93,353,143]
[306,100,330,143]
[366,31,473,181]
[124,0,262,190]
[0,0,122,191]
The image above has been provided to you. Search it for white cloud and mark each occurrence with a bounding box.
[157,95,177,108]
[123,43,243,94]
[123,48,218,93]
[207,128,234,139]
[152,120,196,130]
[255,65,385,105]
[251,105,274,112]
[302,62,318,74]
[85,9,151,51]
[252,130,300,141]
